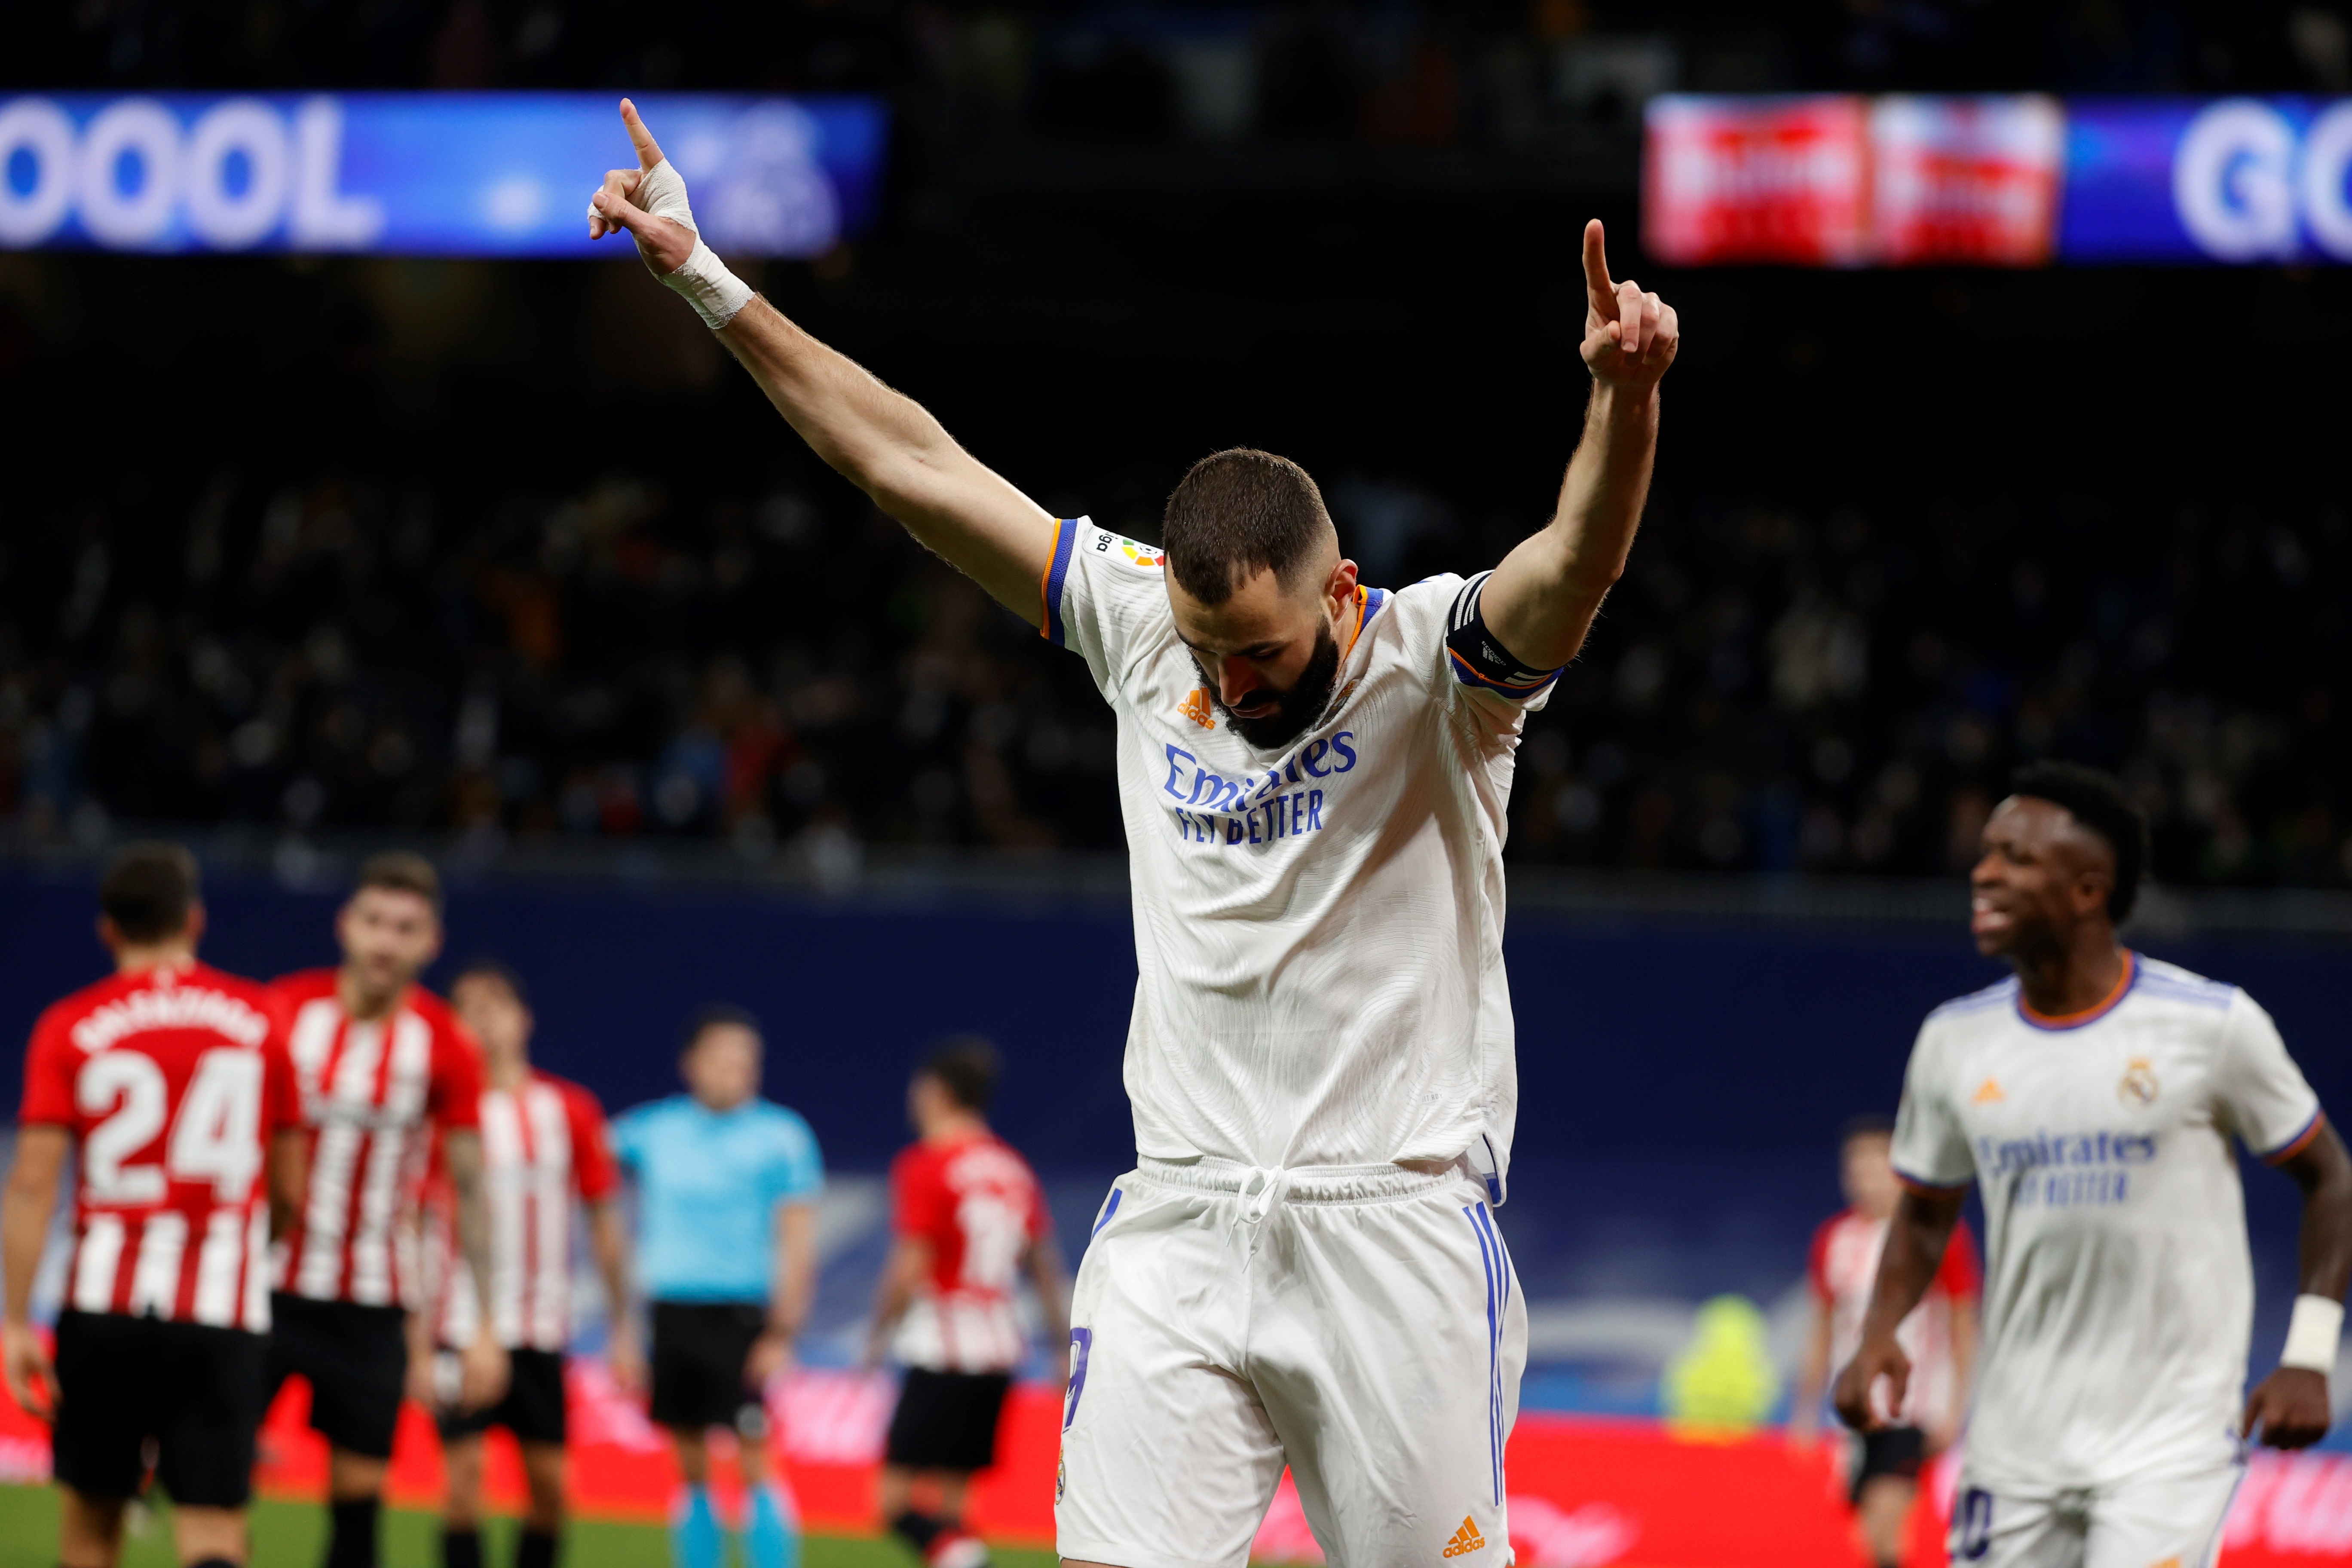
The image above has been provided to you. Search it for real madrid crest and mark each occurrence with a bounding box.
[2118,1056,2160,1109]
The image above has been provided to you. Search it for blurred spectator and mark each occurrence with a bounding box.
[4,450,2349,891]
[9,0,2341,127]
[2,0,2346,887]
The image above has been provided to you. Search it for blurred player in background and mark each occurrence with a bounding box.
[591,102,1677,1566]
[265,852,508,1568]
[865,1038,1069,1568]
[610,1007,823,1568]
[1792,1114,1978,1568]
[420,959,640,1568]
[1,843,306,1568]
[1838,763,2352,1568]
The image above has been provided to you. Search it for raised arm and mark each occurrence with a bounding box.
[1478,220,1678,672]
[588,101,1056,620]
[1832,1184,1965,1432]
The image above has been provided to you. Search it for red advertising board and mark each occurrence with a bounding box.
[1869,96,2066,265]
[6,1364,2352,1565]
[1645,94,2066,267]
[1645,96,1870,267]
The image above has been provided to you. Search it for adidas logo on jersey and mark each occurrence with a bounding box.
[1973,1077,2005,1104]
[1441,1516,1486,1557]
[1178,688,1215,729]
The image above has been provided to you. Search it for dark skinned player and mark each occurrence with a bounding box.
[1835,762,2352,1568]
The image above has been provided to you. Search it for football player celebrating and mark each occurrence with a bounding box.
[589,92,1676,1566]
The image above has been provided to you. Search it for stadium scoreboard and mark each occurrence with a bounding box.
[1648,94,2352,266]
[0,91,886,257]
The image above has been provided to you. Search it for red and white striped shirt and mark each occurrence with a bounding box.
[19,962,300,1333]
[428,1072,617,1351]
[889,1132,1051,1373]
[1810,1208,1981,1430]
[267,970,482,1309]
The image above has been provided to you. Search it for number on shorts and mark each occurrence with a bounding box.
[1954,1487,1995,1562]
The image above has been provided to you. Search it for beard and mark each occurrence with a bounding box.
[1200,619,1342,751]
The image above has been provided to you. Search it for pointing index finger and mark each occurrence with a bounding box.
[1582,219,1616,317]
[619,98,666,172]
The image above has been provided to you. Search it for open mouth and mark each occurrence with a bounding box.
[1970,897,2013,935]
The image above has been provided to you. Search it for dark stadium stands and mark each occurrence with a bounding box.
[3,453,2348,889]
[1,0,2347,890]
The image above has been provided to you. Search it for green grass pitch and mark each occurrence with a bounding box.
[0,1486,1061,1568]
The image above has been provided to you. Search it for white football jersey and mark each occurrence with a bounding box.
[1891,953,2323,1488]
[1044,519,1549,1180]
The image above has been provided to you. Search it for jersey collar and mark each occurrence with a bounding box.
[2016,950,2137,1032]
[1342,584,1387,657]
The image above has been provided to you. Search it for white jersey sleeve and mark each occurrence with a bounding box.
[1890,1014,1975,1189]
[2211,990,2323,1159]
[1042,517,1176,699]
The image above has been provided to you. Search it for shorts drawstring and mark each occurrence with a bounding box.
[1234,1167,1289,1228]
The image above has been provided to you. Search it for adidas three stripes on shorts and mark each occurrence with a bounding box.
[1054,1156,1528,1568]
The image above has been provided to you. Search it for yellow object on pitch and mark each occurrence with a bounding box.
[1661,1294,1782,1439]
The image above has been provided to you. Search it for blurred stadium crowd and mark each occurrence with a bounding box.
[3,457,2347,889]
[10,0,2350,122]
[3,0,2348,890]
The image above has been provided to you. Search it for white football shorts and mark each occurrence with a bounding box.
[1948,1461,2245,1568]
[1054,1155,1528,1568]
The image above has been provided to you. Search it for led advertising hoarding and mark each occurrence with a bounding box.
[1646,94,2352,265]
[0,92,888,257]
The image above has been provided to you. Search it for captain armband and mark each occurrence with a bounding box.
[1445,570,1564,699]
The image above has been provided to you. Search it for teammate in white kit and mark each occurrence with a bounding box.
[1835,763,2352,1568]
[587,99,1678,1567]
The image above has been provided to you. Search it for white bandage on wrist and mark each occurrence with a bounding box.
[2281,1293,2345,1372]
[667,236,754,330]
[590,158,754,330]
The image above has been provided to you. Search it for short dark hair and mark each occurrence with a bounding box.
[1841,1113,1896,1147]
[683,1003,762,1054]
[2009,760,2150,923]
[919,1034,1002,1112]
[452,956,528,1008]
[99,841,199,944]
[354,850,442,916]
[1162,448,1336,606]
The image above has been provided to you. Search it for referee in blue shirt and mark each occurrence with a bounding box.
[610,1006,824,1568]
